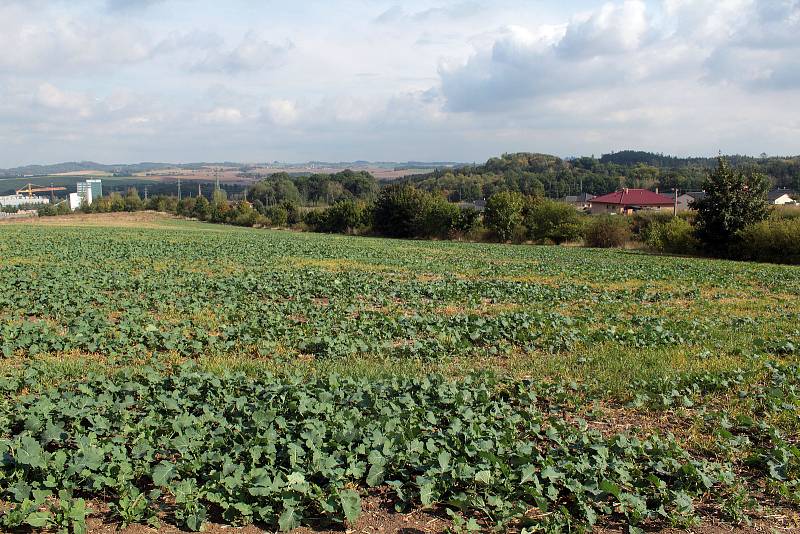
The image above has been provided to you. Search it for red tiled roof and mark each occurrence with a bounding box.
[591,189,674,206]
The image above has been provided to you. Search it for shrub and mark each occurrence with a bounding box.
[418,197,460,238]
[193,196,210,220]
[281,201,301,225]
[584,215,631,248]
[372,184,430,238]
[771,205,800,220]
[124,189,143,212]
[736,218,800,264]
[37,203,70,216]
[524,199,584,244]
[646,218,700,255]
[631,211,674,242]
[484,191,525,242]
[318,200,368,233]
[265,205,288,226]
[230,201,258,227]
[303,209,326,229]
[453,207,481,235]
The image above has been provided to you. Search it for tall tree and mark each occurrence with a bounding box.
[694,158,769,252]
[484,191,525,242]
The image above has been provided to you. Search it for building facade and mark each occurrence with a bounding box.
[0,194,50,208]
[675,191,705,211]
[768,189,796,205]
[74,179,102,210]
[77,179,102,201]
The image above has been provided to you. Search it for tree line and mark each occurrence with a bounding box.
[37,157,799,265]
[395,151,800,202]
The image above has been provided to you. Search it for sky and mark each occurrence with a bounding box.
[0,0,798,166]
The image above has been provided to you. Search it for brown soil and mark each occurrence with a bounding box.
[0,211,180,228]
[78,492,800,534]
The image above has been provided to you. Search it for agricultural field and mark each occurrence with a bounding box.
[0,213,798,533]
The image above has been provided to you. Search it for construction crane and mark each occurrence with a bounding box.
[16,183,67,199]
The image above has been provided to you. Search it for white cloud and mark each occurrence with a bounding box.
[192,33,294,74]
[262,99,298,125]
[557,1,649,58]
[439,0,800,114]
[197,107,245,124]
[0,0,799,166]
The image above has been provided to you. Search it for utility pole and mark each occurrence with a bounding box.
[673,188,678,216]
[177,178,182,200]
[198,183,202,198]
[144,186,148,201]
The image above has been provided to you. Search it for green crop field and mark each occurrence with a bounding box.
[0,214,798,533]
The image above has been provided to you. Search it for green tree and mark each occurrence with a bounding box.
[484,191,525,242]
[372,184,430,238]
[524,199,584,244]
[693,158,769,252]
[109,192,126,212]
[123,188,143,212]
[319,200,368,233]
[193,196,210,220]
[418,196,460,238]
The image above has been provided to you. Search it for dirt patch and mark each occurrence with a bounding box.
[0,211,180,228]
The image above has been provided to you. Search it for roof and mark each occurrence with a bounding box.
[768,189,796,201]
[682,191,706,201]
[592,188,674,206]
[562,193,596,203]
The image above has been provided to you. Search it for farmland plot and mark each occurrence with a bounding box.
[0,215,797,532]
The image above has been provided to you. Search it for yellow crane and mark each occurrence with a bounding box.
[15,183,67,198]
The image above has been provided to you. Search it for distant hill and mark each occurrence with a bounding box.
[394,151,800,201]
[0,161,188,178]
[0,160,462,178]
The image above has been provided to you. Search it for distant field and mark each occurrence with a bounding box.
[0,213,797,533]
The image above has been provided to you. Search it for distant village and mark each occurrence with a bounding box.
[2,178,797,220]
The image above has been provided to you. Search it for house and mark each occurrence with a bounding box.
[590,188,674,215]
[768,188,797,205]
[675,191,705,211]
[458,199,486,212]
[560,192,595,210]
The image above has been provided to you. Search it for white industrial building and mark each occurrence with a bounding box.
[69,179,102,210]
[0,194,50,208]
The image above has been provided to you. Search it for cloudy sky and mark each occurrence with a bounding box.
[1,0,798,166]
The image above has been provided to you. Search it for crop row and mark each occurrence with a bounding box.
[4,363,792,532]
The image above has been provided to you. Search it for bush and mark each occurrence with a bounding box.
[484,191,525,242]
[303,209,326,229]
[372,185,430,238]
[453,207,481,235]
[645,217,700,255]
[281,201,301,225]
[524,199,584,244]
[37,202,70,216]
[418,197,460,238]
[265,205,288,226]
[631,211,674,242]
[737,218,800,264]
[771,205,800,220]
[584,215,631,248]
[318,200,368,233]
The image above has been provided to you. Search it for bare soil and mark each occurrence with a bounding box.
[0,211,181,228]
